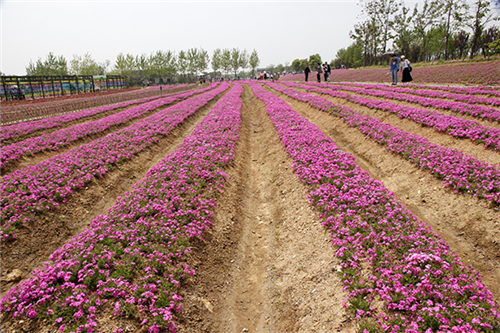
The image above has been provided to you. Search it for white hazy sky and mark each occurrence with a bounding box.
[2,0,367,75]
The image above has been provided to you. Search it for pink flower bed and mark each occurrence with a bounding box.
[0,83,229,241]
[266,81,500,205]
[281,60,500,86]
[291,81,500,150]
[251,81,500,332]
[329,82,500,122]
[1,84,195,125]
[0,84,219,170]
[0,84,243,333]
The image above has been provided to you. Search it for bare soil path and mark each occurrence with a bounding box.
[176,85,351,332]
[0,91,227,297]
[267,85,500,306]
[290,85,500,166]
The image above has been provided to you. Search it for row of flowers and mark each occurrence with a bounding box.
[290,81,500,150]
[0,84,219,170]
[336,82,500,107]
[303,81,500,125]
[0,83,229,241]
[1,84,195,125]
[0,83,243,333]
[1,95,161,145]
[383,82,500,98]
[281,61,500,86]
[265,81,500,206]
[251,82,500,332]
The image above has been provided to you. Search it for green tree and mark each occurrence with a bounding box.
[440,0,469,59]
[412,0,443,61]
[113,53,136,76]
[26,52,69,76]
[308,54,322,67]
[221,49,232,76]
[249,49,260,77]
[291,59,302,72]
[467,0,498,58]
[211,49,222,77]
[393,4,414,57]
[359,0,401,55]
[70,53,109,76]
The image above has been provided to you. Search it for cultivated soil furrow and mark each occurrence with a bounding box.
[290,85,500,166]
[1,88,208,175]
[0,90,228,297]
[332,85,500,129]
[267,85,500,306]
[176,84,351,332]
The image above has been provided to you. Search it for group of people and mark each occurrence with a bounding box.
[389,54,413,85]
[304,62,331,82]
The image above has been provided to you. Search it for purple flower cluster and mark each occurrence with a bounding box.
[266,82,500,205]
[250,82,500,332]
[329,82,500,123]
[338,82,500,106]
[402,83,500,98]
[292,82,500,150]
[1,84,195,125]
[0,83,229,241]
[0,84,243,333]
[0,96,160,145]
[0,84,219,170]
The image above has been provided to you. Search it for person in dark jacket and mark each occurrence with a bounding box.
[316,63,322,82]
[304,65,311,82]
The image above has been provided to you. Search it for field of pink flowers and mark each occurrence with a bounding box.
[283,60,500,86]
[1,72,499,332]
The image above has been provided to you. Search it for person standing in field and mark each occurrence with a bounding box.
[400,55,413,84]
[304,65,311,82]
[324,61,331,82]
[316,63,322,82]
[389,54,400,85]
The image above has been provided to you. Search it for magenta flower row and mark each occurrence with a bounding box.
[251,82,499,332]
[0,84,219,170]
[321,81,500,123]
[281,61,500,86]
[266,81,500,205]
[1,84,194,125]
[0,83,229,241]
[337,82,500,107]
[0,96,165,145]
[384,82,500,98]
[0,84,243,333]
[292,82,500,150]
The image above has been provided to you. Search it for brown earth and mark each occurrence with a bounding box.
[1,82,499,332]
[267,84,500,305]
[0,89,227,297]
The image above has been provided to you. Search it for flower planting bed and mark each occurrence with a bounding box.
[336,82,500,107]
[0,84,196,125]
[281,60,500,86]
[267,81,500,206]
[0,83,228,241]
[1,76,499,333]
[289,81,500,150]
[0,84,219,170]
[321,82,500,123]
[0,84,243,333]
[251,82,500,332]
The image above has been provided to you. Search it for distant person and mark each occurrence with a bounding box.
[389,54,400,85]
[324,61,331,82]
[400,55,413,84]
[316,63,322,82]
[304,65,311,82]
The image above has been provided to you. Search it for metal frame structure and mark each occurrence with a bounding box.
[1,75,126,101]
